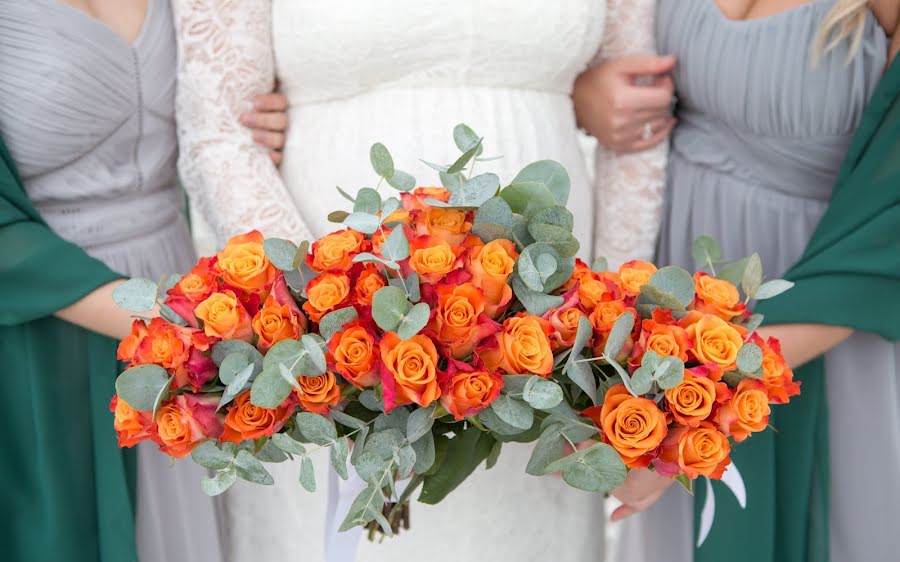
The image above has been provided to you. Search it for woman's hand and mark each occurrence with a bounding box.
[241,92,290,165]
[573,55,677,153]
[609,467,674,522]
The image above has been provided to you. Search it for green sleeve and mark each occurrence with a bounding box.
[0,138,122,326]
[756,58,900,341]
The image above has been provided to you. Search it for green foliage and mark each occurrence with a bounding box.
[736,342,764,374]
[522,377,564,409]
[692,236,722,271]
[654,355,686,390]
[201,469,237,496]
[296,412,338,446]
[742,253,763,299]
[453,123,484,156]
[371,286,429,339]
[112,277,158,312]
[217,362,255,411]
[191,441,236,471]
[233,450,274,485]
[419,426,495,504]
[604,311,635,359]
[370,143,394,179]
[648,266,696,308]
[755,279,794,300]
[115,364,170,413]
[318,307,359,343]
[541,442,626,492]
[263,238,299,271]
[489,394,534,430]
[353,188,382,214]
[380,227,410,262]
[406,405,436,443]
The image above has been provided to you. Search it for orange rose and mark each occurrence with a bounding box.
[252,294,303,352]
[117,319,149,364]
[307,229,367,272]
[658,423,731,479]
[408,235,463,283]
[133,317,192,370]
[547,306,586,350]
[686,314,747,370]
[632,309,692,365]
[589,300,635,360]
[154,395,222,458]
[295,372,343,414]
[302,273,352,323]
[355,266,387,306]
[583,384,667,468]
[466,239,518,318]
[618,260,657,295]
[220,391,295,443]
[578,271,614,311]
[429,283,500,359]
[664,367,731,427]
[328,322,380,388]
[110,395,156,447]
[401,186,451,212]
[479,315,554,378]
[416,208,472,245]
[383,208,413,226]
[754,335,801,404]
[194,290,253,341]
[439,361,504,420]
[216,230,277,293]
[379,332,441,411]
[693,272,746,320]
[716,378,771,442]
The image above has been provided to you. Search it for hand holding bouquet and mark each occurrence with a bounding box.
[109,126,799,535]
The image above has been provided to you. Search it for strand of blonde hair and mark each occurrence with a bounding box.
[811,0,869,65]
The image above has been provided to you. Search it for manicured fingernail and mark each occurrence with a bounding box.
[239,114,252,126]
[252,131,263,142]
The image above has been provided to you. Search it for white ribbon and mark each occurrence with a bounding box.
[324,469,367,562]
[696,462,747,547]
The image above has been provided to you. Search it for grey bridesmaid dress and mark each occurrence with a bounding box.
[0,1,223,560]
[615,1,899,561]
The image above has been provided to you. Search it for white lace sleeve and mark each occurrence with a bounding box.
[172,0,314,247]
[593,0,669,268]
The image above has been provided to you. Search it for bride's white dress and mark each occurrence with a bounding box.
[173,1,666,560]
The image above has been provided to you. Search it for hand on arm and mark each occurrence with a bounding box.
[609,467,674,522]
[755,324,853,369]
[243,91,290,165]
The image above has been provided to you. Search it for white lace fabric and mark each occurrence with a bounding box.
[173,0,314,246]
[593,0,669,268]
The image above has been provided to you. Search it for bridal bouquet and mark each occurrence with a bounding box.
[109,125,800,535]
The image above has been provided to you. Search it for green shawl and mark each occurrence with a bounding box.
[695,57,900,562]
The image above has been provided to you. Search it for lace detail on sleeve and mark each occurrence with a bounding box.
[593,0,668,268]
[173,0,314,246]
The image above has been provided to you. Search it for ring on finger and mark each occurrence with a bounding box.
[641,122,653,141]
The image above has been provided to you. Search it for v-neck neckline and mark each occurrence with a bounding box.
[707,0,827,25]
[47,0,154,50]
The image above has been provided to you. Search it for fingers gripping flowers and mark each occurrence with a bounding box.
[108,127,800,536]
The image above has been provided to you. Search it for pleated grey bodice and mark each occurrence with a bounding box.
[0,0,194,278]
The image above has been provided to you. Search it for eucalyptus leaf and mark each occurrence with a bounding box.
[565,360,598,406]
[490,395,534,430]
[370,143,394,179]
[396,444,416,478]
[272,432,307,455]
[301,334,328,375]
[115,364,170,413]
[299,455,316,492]
[737,342,764,373]
[477,405,533,437]
[352,252,400,270]
[112,278,158,312]
[159,304,190,326]
[331,436,350,480]
[296,412,338,446]
[406,405,435,443]
[755,279,794,300]
[353,451,391,484]
[419,427,494,505]
[339,482,387,532]
[336,186,356,203]
[396,302,430,340]
[250,365,295,408]
[641,349,661,371]
[453,123,484,155]
[446,138,483,174]
[604,311,635,359]
[371,286,410,332]
[380,197,401,221]
[630,366,653,395]
[386,170,415,191]
[363,429,405,461]
[743,313,765,333]
[742,253,764,299]
[500,182,557,217]
[511,275,564,316]
[380,227,410,262]
[716,257,750,285]
[328,210,350,223]
[263,238,299,271]
[591,256,608,272]
[555,442,627,492]
[217,363,256,411]
[191,441,235,471]
[212,340,264,371]
[473,196,514,230]
[529,205,575,231]
[420,159,450,173]
[528,223,579,258]
[525,424,567,476]
[219,353,252,385]
[508,160,570,207]
[201,469,237,496]
[232,450,274,485]
[343,212,381,235]
[654,356,686,390]
[486,440,503,470]
[692,236,722,270]
[331,409,367,430]
[439,171,465,191]
[446,172,500,207]
[637,284,687,312]
[411,431,436,473]
[522,377,564,409]
[353,188,382,214]
[648,266,696,308]
[470,223,513,246]
[256,441,289,463]
[318,307,359,343]
[359,390,384,412]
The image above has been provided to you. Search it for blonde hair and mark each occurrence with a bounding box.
[811,0,870,65]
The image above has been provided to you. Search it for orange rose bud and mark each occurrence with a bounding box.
[466,239,518,318]
[355,266,387,306]
[716,378,771,442]
[295,372,342,414]
[252,294,303,352]
[307,229,367,273]
[133,317,193,371]
[547,306,586,350]
[379,332,441,411]
[220,391,295,443]
[754,335,801,404]
[328,322,380,388]
[479,315,554,378]
[583,384,668,469]
[302,273,352,323]
[415,208,472,246]
[155,395,222,458]
[693,272,746,320]
[658,423,732,479]
[439,361,504,420]
[408,235,464,283]
[215,230,277,293]
[631,309,692,365]
[400,186,451,212]
[194,290,254,341]
[664,367,731,427]
[618,260,657,296]
[110,395,156,448]
[118,319,149,364]
[685,314,747,371]
[429,283,500,360]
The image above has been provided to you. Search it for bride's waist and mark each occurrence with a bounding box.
[288,85,574,111]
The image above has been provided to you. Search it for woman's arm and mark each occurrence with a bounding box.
[54,280,154,340]
[756,324,853,368]
[584,0,672,266]
[172,0,314,245]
